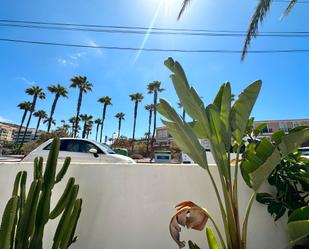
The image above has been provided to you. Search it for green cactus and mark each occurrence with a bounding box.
[0,138,82,249]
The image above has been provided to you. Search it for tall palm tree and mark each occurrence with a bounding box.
[16,101,32,143]
[47,84,68,132]
[33,110,47,139]
[178,102,186,122]
[129,93,144,152]
[43,117,56,130]
[68,116,78,136]
[144,104,154,153]
[94,118,102,141]
[97,96,112,143]
[70,76,93,137]
[177,0,297,60]
[147,81,165,152]
[86,120,93,139]
[115,112,125,138]
[80,114,93,139]
[19,86,46,150]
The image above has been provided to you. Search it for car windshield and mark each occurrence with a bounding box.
[93,141,116,154]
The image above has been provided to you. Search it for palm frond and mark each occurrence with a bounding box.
[178,0,192,20]
[242,0,272,60]
[282,0,298,18]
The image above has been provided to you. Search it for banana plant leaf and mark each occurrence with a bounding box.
[230,80,262,144]
[287,207,309,242]
[241,128,309,191]
[206,227,220,249]
[158,99,208,169]
[164,57,209,138]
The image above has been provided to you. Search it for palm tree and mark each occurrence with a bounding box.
[129,93,144,152]
[97,96,112,143]
[94,118,102,141]
[33,110,47,139]
[43,117,56,130]
[86,120,93,139]
[115,112,125,138]
[70,76,93,137]
[147,81,165,152]
[177,0,297,60]
[47,84,68,132]
[144,104,154,153]
[80,114,93,139]
[19,86,46,150]
[241,0,297,59]
[177,102,186,122]
[16,101,32,143]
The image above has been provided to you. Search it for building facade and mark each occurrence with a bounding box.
[12,128,41,144]
[0,122,17,142]
[156,118,309,146]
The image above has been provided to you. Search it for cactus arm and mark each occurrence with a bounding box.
[52,185,79,249]
[61,199,83,249]
[15,180,41,249]
[43,138,60,192]
[19,172,27,218]
[0,196,19,249]
[55,157,71,184]
[12,172,22,196]
[50,178,75,219]
[34,157,43,180]
[68,199,83,247]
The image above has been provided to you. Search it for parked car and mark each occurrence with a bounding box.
[23,138,136,164]
[299,147,309,158]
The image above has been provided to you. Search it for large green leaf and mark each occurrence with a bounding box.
[158,99,208,169]
[241,129,309,191]
[213,82,232,150]
[287,207,309,242]
[206,227,220,249]
[164,58,209,138]
[205,104,229,179]
[230,80,262,144]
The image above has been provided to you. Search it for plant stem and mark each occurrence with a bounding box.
[207,212,227,249]
[206,168,232,247]
[241,192,257,249]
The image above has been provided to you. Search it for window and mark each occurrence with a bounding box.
[279,122,289,132]
[44,140,103,153]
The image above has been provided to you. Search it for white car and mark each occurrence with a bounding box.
[23,138,136,164]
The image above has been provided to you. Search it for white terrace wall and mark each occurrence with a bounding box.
[0,163,288,249]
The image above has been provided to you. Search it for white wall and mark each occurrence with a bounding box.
[0,163,288,249]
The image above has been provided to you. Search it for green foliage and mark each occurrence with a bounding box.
[206,228,220,249]
[159,57,309,249]
[287,207,309,248]
[0,138,82,249]
[188,240,201,249]
[256,152,309,221]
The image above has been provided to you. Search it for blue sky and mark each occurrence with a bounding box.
[0,0,308,140]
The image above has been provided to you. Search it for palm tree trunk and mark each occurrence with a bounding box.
[16,110,28,144]
[95,124,99,141]
[33,117,41,139]
[150,90,157,154]
[19,96,37,151]
[131,100,138,153]
[74,90,83,137]
[100,104,107,143]
[47,95,59,132]
[82,122,87,139]
[146,109,152,154]
[118,119,121,138]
